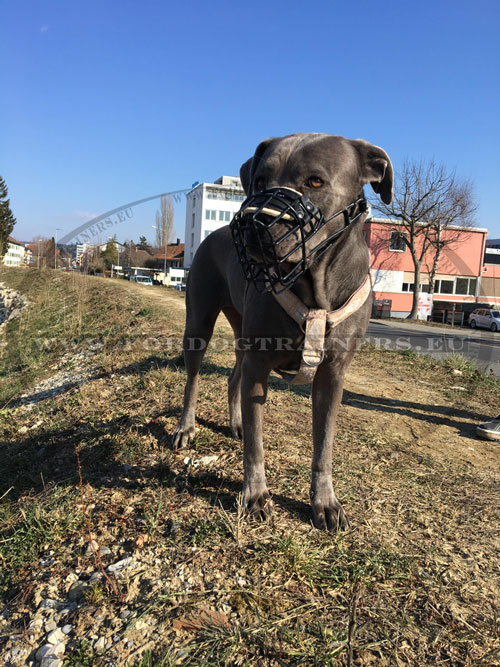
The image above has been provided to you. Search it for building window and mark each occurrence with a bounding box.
[389,231,407,252]
[219,210,225,221]
[225,211,231,222]
[192,213,195,228]
[402,283,430,293]
[435,279,454,294]
[211,210,216,220]
[204,230,211,239]
[192,196,196,208]
[191,233,194,247]
[455,277,477,296]
[205,210,210,220]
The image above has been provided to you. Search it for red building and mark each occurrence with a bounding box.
[365,218,497,319]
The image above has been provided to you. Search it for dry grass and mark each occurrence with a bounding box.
[0,267,499,665]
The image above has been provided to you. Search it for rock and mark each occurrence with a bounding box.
[47,627,66,645]
[99,545,112,557]
[62,624,73,634]
[85,540,99,556]
[39,599,64,611]
[120,610,130,619]
[452,369,463,375]
[36,644,54,661]
[195,455,219,467]
[40,659,63,667]
[68,582,88,601]
[94,636,106,653]
[107,557,135,573]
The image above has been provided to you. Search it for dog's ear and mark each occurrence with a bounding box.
[240,138,273,195]
[351,139,393,204]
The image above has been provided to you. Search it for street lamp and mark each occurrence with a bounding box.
[55,228,60,269]
[152,225,167,285]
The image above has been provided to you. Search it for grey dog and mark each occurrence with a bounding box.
[172,133,393,530]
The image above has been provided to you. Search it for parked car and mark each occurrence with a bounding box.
[469,308,500,331]
[130,275,153,286]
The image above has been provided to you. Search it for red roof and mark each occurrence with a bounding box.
[7,236,24,247]
[155,243,184,261]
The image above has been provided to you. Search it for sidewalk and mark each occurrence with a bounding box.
[369,318,499,342]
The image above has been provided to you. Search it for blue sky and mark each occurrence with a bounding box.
[2,0,499,245]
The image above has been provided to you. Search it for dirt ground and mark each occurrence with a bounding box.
[1,270,499,666]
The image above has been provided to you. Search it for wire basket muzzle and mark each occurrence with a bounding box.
[230,188,325,294]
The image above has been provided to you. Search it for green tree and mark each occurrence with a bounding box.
[0,176,17,257]
[137,236,151,251]
[100,239,119,270]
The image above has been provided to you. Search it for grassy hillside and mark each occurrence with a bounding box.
[1,267,499,665]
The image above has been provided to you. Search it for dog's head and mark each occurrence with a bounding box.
[232,133,393,292]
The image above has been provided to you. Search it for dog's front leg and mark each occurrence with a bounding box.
[240,353,274,520]
[310,363,350,531]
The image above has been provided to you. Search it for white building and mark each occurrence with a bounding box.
[2,236,26,266]
[184,176,245,267]
[76,243,92,265]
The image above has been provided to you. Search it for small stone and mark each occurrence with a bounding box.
[90,572,104,583]
[45,619,57,632]
[85,540,99,557]
[47,627,65,645]
[39,599,63,611]
[62,624,73,635]
[68,582,88,601]
[36,644,54,661]
[120,610,130,619]
[94,636,106,653]
[40,659,63,667]
[195,455,219,467]
[99,546,112,557]
[107,557,134,573]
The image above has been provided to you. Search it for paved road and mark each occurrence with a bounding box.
[366,320,500,376]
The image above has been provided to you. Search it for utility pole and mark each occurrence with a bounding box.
[152,225,167,285]
[55,228,60,269]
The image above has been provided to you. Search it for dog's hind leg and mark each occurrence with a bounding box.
[223,306,243,439]
[171,300,220,450]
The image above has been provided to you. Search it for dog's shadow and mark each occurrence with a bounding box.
[182,468,312,524]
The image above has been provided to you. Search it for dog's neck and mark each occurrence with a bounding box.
[293,218,370,312]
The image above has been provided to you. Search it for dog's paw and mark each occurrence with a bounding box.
[310,485,350,531]
[311,500,350,532]
[243,489,274,521]
[171,424,195,450]
[230,422,243,440]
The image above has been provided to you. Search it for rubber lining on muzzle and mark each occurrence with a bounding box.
[230,187,368,294]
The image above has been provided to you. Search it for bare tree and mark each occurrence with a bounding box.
[155,195,174,253]
[31,237,55,268]
[425,179,476,296]
[372,159,476,319]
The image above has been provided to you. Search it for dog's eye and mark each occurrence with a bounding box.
[307,176,324,189]
[255,178,266,191]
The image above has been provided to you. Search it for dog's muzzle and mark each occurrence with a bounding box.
[230,187,369,294]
